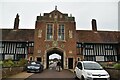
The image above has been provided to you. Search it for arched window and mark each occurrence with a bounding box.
[29,56,33,61]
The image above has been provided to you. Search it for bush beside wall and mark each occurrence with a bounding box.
[1,58,27,78]
[114,63,120,70]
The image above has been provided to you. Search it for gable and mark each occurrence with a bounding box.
[37,9,75,22]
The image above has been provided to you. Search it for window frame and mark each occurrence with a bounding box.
[57,24,65,41]
[46,23,54,41]
[77,62,82,70]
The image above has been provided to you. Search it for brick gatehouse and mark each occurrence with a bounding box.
[1,7,120,69]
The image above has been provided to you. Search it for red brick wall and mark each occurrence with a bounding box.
[34,21,77,57]
[33,10,78,68]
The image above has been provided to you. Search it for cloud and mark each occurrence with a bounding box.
[0,1,118,31]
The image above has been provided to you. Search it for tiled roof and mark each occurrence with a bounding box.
[1,29,120,43]
[76,30,119,43]
[1,29,34,41]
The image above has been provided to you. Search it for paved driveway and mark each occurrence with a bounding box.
[25,69,76,80]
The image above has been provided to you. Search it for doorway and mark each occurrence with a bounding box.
[37,57,41,62]
[68,58,73,69]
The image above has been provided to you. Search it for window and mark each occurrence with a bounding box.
[83,62,103,70]
[84,56,95,61]
[17,54,25,61]
[46,24,53,40]
[58,24,65,40]
[77,43,81,48]
[104,56,115,61]
[0,42,2,48]
[30,56,33,61]
[105,45,113,50]
[77,62,82,69]
[17,43,22,48]
[31,43,34,46]
[49,14,52,18]
[77,57,81,61]
[85,45,93,49]
[0,42,4,54]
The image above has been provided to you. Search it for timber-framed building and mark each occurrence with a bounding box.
[0,7,120,69]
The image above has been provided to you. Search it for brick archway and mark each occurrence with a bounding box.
[46,48,64,69]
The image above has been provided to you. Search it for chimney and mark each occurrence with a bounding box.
[14,14,19,29]
[92,19,97,31]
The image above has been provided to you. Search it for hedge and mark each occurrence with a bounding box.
[113,63,120,70]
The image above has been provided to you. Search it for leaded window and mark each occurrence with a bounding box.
[104,55,116,61]
[84,55,95,61]
[77,43,81,48]
[58,24,65,40]
[46,24,53,40]
[85,45,93,49]
[105,45,113,50]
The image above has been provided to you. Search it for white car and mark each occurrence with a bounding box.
[74,61,110,80]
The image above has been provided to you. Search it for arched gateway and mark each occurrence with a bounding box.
[46,48,64,69]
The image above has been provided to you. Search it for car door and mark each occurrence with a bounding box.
[75,62,82,79]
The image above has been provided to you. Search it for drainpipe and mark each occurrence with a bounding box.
[26,41,28,60]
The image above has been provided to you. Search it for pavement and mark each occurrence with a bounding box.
[69,69,74,73]
[8,71,34,78]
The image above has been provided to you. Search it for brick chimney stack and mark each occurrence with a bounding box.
[92,19,97,31]
[14,14,19,29]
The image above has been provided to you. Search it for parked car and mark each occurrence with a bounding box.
[74,61,110,80]
[26,61,44,73]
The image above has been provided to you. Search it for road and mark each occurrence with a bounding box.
[25,69,76,80]
[2,69,115,80]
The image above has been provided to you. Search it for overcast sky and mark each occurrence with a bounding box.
[49,54,61,59]
[0,0,119,31]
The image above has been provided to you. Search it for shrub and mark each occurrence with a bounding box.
[113,63,120,70]
[0,60,3,65]
[2,58,28,67]
[18,58,27,67]
[3,59,14,67]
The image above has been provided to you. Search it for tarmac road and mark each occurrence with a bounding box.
[25,69,76,80]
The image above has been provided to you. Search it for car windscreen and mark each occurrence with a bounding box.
[83,62,103,70]
[28,62,40,66]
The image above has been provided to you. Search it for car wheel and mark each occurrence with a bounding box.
[81,76,85,80]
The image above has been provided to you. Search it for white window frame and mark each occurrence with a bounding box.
[46,23,54,41]
[57,24,65,41]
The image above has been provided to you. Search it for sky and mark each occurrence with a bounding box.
[0,0,119,31]
[49,54,61,59]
